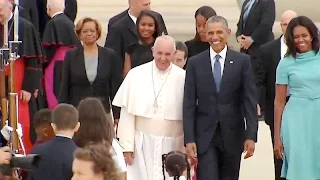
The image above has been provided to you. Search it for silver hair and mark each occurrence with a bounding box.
[154,35,176,50]
[206,15,229,29]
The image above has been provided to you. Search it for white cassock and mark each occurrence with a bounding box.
[112,61,186,180]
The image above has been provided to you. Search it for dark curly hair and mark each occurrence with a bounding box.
[285,16,320,58]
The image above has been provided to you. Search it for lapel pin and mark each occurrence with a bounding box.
[230,61,233,63]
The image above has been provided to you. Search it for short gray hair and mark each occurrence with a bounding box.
[206,15,229,29]
[154,35,176,50]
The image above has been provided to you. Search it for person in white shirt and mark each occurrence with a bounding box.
[113,35,186,180]
[257,10,297,180]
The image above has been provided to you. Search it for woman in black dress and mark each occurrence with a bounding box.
[123,10,162,77]
[184,6,216,68]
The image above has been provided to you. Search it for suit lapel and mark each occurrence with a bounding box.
[95,46,103,83]
[248,0,259,16]
[124,15,138,37]
[244,0,259,25]
[77,48,90,84]
[275,38,281,62]
[220,49,234,92]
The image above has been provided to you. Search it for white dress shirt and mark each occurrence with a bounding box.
[128,10,137,24]
[280,35,288,59]
[51,11,64,18]
[209,45,228,76]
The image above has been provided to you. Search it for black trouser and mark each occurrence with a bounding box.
[197,124,242,180]
[269,95,289,180]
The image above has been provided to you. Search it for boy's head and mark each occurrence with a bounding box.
[51,104,80,136]
[173,41,188,68]
[33,108,55,141]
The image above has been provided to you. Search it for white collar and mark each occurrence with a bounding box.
[8,12,13,21]
[128,10,137,24]
[152,60,172,75]
[209,45,227,60]
[56,134,72,139]
[51,11,63,18]
[281,35,285,44]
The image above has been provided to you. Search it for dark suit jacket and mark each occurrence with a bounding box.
[183,49,258,155]
[58,46,122,119]
[64,0,77,22]
[28,136,78,180]
[105,9,167,73]
[256,37,281,126]
[107,9,168,36]
[20,0,39,31]
[236,0,275,57]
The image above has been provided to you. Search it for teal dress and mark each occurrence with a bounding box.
[276,50,320,179]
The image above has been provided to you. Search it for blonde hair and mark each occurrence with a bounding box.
[75,17,102,40]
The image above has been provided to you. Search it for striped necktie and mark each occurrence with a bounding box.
[243,0,255,23]
[213,55,222,92]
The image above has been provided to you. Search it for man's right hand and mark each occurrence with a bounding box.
[0,147,11,165]
[186,143,197,166]
[123,152,134,166]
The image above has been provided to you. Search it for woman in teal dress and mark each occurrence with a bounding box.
[274,16,320,179]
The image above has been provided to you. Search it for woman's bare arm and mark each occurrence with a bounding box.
[274,84,288,141]
[123,53,132,78]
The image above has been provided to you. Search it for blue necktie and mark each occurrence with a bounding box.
[243,0,255,23]
[213,55,222,92]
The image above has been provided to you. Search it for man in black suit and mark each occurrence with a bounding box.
[20,0,39,31]
[236,0,275,76]
[28,103,80,180]
[104,0,167,74]
[183,16,258,180]
[257,10,297,180]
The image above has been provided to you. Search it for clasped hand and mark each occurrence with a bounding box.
[238,35,253,50]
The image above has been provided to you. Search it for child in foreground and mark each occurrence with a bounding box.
[162,151,191,180]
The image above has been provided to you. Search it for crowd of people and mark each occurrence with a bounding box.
[0,0,319,179]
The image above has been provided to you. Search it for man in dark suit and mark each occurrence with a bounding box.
[183,16,258,180]
[257,10,297,180]
[28,103,80,180]
[20,0,39,31]
[104,0,167,74]
[236,0,275,76]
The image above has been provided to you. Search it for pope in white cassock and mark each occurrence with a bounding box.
[112,35,186,180]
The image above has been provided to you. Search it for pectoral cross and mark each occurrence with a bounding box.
[153,100,158,113]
